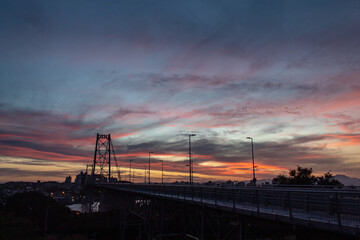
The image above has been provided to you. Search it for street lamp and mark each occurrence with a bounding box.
[148,152,153,184]
[144,165,147,184]
[129,160,133,183]
[133,166,135,183]
[246,137,256,185]
[188,134,196,184]
[160,160,164,184]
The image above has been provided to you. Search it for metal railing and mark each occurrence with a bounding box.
[104,183,360,229]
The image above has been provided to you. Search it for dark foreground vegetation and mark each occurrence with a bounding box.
[0,192,123,240]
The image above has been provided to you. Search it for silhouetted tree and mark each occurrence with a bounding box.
[272,174,290,184]
[273,167,344,186]
[317,171,343,186]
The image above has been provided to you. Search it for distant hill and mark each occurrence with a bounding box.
[335,175,360,186]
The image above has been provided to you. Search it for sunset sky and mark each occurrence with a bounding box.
[1,0,359,183]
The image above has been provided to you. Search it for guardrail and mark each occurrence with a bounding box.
[104,183,360,230]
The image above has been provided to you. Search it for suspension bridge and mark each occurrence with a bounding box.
[85,133,360,239]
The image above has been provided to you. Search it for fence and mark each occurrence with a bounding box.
[104,183,360,229]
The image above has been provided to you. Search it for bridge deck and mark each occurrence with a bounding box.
[102,183,360,235]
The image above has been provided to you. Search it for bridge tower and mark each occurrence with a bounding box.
[91,133,120,182]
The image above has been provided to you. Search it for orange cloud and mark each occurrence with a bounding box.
[325,134,360,147]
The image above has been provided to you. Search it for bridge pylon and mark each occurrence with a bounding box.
[91,133,120,183]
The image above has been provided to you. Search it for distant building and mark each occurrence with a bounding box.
[75,171,87,187]
[109,177,118,183]
[65,175,72,184]
[74,171,117,187]
[36,180,41,191]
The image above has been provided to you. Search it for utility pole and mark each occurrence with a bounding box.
[144,165,147,184]
[161,160,164,184]
[148,152,153,184]
[188,134,196,184]
[129,160,133,182]
[247,137,256,185]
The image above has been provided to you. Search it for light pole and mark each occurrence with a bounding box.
[160,160,164,184]
[133,166,135,183]
[188,134,196,184]
[246,137,256,185]
[148,152,153,184]
[129,160,133,183]
[144,165,147,184]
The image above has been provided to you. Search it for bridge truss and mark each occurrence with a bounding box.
[91,133,121,182]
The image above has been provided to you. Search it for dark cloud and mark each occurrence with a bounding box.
[0,167,67,178]
[0,139,87,159]
[0,157,54,166]
[120,134,345,170]
[114,73,357,108]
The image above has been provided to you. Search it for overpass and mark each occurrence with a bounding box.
[98,183,360,238]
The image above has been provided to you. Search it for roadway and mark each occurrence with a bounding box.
[101,183,360,236]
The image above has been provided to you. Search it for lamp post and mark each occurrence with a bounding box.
[144,165,147,184]
[160,160,164,184]
[133,166,135,183]
[188,134,196,184]
[246,137,256,185]
[148,152,153,184]
[129,160,133,183]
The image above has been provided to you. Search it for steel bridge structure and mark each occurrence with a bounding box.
[96,183,360,239]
